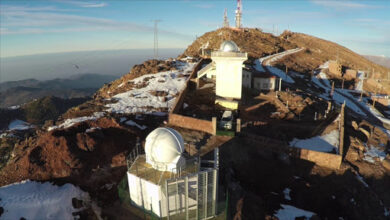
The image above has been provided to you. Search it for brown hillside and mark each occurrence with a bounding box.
[183,27,297,60]
[281,31,390,78]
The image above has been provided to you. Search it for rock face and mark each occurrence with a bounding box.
[184,28,389,85]
[0,117,137,187]
[184,28,297,60]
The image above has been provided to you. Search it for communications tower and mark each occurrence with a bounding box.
[223,8,229,27]
[235,0,242,28]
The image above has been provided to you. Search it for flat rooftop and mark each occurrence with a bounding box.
[128,155,199,185]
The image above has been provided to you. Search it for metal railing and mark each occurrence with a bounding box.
[211,51,247,58]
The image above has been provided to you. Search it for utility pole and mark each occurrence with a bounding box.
[152,19,161,60]
[373,85,378,108]
[223,8,229,27]
[359,76,364,101]
[285,66,288,78]
[235,0,242,28]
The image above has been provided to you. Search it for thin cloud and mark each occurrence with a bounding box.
[311,0,380,9]
[54,0,108,8]
[193,3,214,9]
[0,4,192,40]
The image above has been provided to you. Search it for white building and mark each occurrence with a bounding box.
[243,69,279,91]
[211,41,247,100]
[127,127,218,219]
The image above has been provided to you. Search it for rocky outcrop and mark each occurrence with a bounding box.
[0,117,137,187]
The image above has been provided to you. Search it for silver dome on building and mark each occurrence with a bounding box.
[220,40,239,52]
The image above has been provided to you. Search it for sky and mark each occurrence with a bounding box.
[1,0,389,58]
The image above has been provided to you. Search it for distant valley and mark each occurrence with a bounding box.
[0,73,116,108]
[363,55,390,69]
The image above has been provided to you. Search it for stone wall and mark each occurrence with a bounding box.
[344,69,357,80]
[329,61,342,77]
[170,59,205,114]
[168,59,217,134]
[243,133,342,169]
[339,103,345,157]
[168,113,215,134]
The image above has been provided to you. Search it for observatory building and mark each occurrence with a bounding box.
[211,40,247,109]
[127,127,218,219]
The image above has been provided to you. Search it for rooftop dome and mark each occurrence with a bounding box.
[220,40,239,52]
[145,127,185,172]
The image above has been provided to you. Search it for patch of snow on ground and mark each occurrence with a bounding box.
[86,127,101,133]
[283,188,291,200]
[290,130,339,153]
[267,66,295,83]
[368,106,390,125]
[333,91,366,116]
[275,204,315,220]
[8,119,33,131]
[125,120,147,130]
[363,145,386,163]
[0,180,91,220]
[319,61,329,69]
[8,105,20,110]
[105,62,196,115]
[355,71,365,91]
[254,59,265,72]
[355,173,369,188]
[259,48,303,84]
[48,112,105,131]
[385,207,390,216]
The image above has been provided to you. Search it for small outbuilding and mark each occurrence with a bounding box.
[127,127,218,219]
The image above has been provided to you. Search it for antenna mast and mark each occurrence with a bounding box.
[152,19,161,60]
[235,0,242,28]
[223,8,229,27]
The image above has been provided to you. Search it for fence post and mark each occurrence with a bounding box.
[212,117,217,135]
[166,180,170,220]
[185,176,189,220]
[236,118,241,133]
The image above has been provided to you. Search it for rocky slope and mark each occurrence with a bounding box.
[184,28,389,80]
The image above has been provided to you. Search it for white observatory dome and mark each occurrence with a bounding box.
[145,127,185,172]
[220,40,239,52]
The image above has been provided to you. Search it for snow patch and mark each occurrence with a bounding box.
[8,105,20,110]
[259,48,303,84]
[125,120,147,130]
[118,82,125,88]
[48,112,105,131]
[355,173,369,188]
[283,188,291,200]
[0,180,92,220]
[363,145,386,163]
[290,130,339,153]
[105,62,196,115]
[86,127,101,133]
[275,204,315,220]
[8,120,33,131]
[368,106,390,125]
[253,59,265,72]
[319,61,329,69]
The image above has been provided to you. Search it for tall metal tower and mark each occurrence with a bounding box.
[235,0,242,28]
[223,8,229,27]
[152,19,161,60]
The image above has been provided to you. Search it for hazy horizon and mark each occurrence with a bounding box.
[0,48,184,83]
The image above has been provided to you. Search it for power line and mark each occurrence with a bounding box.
[152,19,162,60]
